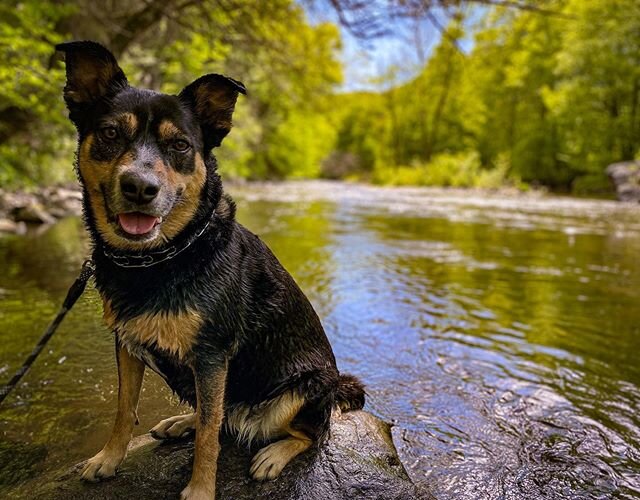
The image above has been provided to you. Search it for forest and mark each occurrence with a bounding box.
[1,0,639,194]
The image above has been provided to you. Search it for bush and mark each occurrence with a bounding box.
[372,151,513,188]
[571,173,613,196]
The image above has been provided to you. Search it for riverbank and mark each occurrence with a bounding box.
[1,177,634,237]
[0,185,82,234]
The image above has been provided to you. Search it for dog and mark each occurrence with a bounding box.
[55,41,365,500]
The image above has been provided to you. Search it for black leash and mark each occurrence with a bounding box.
[0,259,95,405]
[1,210,212,404]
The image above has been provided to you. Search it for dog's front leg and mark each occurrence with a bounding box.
[82,340,145,481]
[181,358,228,500]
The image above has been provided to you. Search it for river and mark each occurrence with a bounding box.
[1,181,639,499]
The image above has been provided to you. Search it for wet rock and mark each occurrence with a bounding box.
[0,189,34,216]
[11,201,56,224]
[35,410,432,500]
[0,218,20,233]
[606,161,640,202]
[0,186,82,232]
[38,187,83,218]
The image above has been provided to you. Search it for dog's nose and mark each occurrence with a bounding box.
[120,171,160,204]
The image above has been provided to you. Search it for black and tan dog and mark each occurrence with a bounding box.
[55,41,365,500]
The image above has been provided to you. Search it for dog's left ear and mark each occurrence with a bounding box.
[179,74,246,150]
[56,41,128,123]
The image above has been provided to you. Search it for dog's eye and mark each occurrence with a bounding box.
[101,127,118,140]
[172,140,190,152]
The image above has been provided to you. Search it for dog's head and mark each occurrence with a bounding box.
[57,41,245,250]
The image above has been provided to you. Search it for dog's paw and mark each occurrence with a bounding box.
[180,483,214,500]
[80,449,125,482]
[150,413,196,439]
[250,438,309,481]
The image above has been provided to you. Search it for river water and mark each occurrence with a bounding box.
[1,181,639,499]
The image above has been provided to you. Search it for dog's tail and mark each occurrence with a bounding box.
[336,373,366,412]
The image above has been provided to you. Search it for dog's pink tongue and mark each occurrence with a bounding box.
[118,213,158,235]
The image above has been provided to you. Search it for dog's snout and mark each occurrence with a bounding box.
[120,171,160,204]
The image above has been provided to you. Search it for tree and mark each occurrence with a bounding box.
[0,1,70,185]
[545,0,640,191]
[0,0,343,186]
[468,3,565,186]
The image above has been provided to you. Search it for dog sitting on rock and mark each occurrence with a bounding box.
[56,40,365,500]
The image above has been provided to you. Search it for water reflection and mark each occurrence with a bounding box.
[1,181,640,499]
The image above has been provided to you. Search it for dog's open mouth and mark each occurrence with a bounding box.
[117,212,162,236]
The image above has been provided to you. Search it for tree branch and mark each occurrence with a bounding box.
[317,0,568,40]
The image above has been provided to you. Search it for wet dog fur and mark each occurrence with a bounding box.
[56,41,365,500]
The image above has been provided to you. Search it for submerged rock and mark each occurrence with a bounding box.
[34,410,431,500]
[606,161,640,202]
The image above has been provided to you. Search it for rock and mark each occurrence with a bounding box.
[10,201,56,224]
[606,161,640,202]
[38,187,83,218]
[33,411,432,500]
[321,152,362,179]
[0,186,82,231]
[0,218,20,233]
[0,190,36,216]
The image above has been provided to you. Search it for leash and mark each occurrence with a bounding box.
[0,259,95,405]
[1,208,214,403]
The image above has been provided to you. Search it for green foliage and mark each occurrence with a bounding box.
[544,0,640,188]
[1,0,639,194]
[0,1,74,187]
[335,0,640,193]
[115,0,344,181]
[0,0,342,187]
[258,111,337,179]
[373,151,511,189]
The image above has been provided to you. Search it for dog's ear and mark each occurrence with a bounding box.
[179,74,246,150]
[55,41,127,120]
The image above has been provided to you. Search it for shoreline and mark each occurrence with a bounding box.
[0,179,634,236]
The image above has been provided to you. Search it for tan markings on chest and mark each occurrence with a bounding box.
[103,298,203,360]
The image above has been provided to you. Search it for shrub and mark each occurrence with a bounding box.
[372,151,513,188]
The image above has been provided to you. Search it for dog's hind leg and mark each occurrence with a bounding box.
[250,426,312,480]
[150,413,196,439]
[247,388,331,481]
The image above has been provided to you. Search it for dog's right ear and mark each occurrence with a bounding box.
[55,41,127,120]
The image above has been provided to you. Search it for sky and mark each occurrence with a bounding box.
[303,2,481,92]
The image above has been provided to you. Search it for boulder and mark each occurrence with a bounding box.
[0,186,82,231]
[33,410,431,500]
[0,218,26,234]
[0,190,35,217]
[606,161,640,202]
[38,187,83,218]
[10,201,56,224]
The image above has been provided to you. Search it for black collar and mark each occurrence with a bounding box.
[102,210,214,268]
